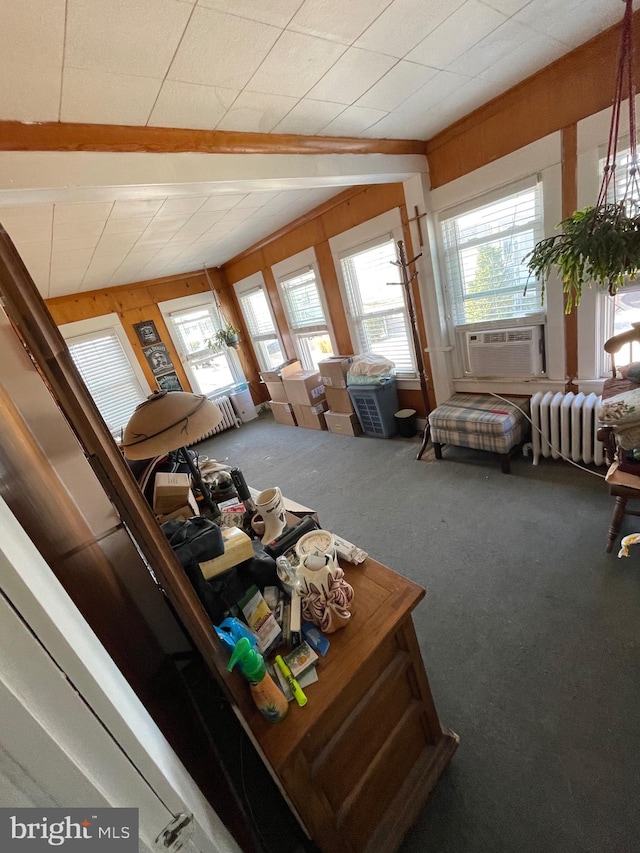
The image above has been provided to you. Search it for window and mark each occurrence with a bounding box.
[339,236,416,375]
[601,145,640,371]
[440,179,544,329]
[67,328,147,436]
[166,301,243,396]
[237,285,284,371]
[278,265,333,370]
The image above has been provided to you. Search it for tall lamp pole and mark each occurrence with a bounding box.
[390,241,432,460]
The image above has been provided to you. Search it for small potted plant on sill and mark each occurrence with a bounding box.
[208,323,240,353]
[525,202,640,313]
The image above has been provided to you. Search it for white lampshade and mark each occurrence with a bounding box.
[122,391,223,460]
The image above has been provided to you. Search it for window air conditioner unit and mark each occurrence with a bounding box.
[466,326,545,377]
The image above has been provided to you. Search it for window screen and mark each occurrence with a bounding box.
[440,180,544,328]
[340,237,415,374]
[67,329,147,435]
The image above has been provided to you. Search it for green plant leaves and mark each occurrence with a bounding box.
[524,204,640,312]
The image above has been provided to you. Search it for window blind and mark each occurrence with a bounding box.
[279,267,326,330]
[440,182,543,327]
[237,286,284,370]
[67,330,147,435]
[239,287,277,338]
[340,238,415,374]
[603,145,640,205]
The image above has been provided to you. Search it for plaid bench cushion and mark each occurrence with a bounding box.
[429,393,530,454]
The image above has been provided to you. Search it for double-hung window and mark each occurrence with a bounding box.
[440,178,544,329]
[236,284,285,371]
[165,300,243,396]
[65,326,148,437]
[277,265,333,370]
[600,145,640,371]
[339,236,416,375]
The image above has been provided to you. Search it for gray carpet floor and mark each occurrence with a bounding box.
[199,413,640,853]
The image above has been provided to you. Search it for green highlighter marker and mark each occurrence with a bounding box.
[275,654,307,707]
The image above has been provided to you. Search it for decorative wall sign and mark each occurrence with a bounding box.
[143,343,173,375]
[133,320,160,345]
[156,371,183,392]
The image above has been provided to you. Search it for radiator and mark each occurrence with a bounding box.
[529,391,605,466]
[185,394,240,445]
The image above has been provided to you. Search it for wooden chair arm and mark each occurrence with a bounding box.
[597,425,618,466]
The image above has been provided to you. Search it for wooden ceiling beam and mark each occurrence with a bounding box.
[0,121,425,156]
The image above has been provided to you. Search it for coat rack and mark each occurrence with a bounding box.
[390,240,432,460]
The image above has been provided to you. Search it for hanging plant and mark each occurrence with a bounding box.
[208,322,240,353]
[525,203,640,312]
[525,0,640,313]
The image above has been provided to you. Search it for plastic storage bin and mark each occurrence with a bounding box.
[347,378,398,438]
[229,385,258,422]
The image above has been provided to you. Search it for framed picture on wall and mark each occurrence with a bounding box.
[133,320,160,346]
[156,371,183,392]
[142,343,174,376]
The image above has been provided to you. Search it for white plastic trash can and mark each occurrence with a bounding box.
[230,386,258,422]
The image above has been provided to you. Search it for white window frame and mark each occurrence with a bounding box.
[158,293,244,397]
[330,209,417,377]
[59,313,151,436]
[577,106,640,387]
[430,133,565,389]
[272,248,335,370]
[233,271,286,372]
[437,175,546,337]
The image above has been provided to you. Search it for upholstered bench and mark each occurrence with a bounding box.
[428,393,530,474]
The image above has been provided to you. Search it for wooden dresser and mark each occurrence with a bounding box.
[226,556,458,853]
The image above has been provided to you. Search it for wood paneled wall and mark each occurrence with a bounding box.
[425,10,639,188]
[46,269,262,401]
[223,183,435,413]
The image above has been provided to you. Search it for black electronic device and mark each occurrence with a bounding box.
[230,467,256,511]
[264,515,319,560]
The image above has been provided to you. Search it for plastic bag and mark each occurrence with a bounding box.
[348,353,395,378]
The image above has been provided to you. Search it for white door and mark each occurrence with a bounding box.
[0,496,241,853]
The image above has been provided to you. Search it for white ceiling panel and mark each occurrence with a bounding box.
[288,0,392,45]
[407,1,506,70]
[355,61,438,113]
[355,0,467,59]
[53,219,106,241]
[449,18,533,78]
[520,2,622,50]
[65,0,192,79]
[200,195,246,212]
[109,200,164,220]
[54,202,114,223]
[197,0,304,29]
[273,99,346,135]
[61,68,162,125]
[481,0,530,14]
[52,236,101,253]
[168,7,281,89]
[321,106,388,137]
[0,0,64,122]
[148,81,239,130]
[216,91,300,133]
[157,197,208,217]
[50,249,94,270]
[479,32,568,88]
[247,31,347,98]
[307,48,397,105]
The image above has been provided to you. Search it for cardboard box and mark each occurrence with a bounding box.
[270,401,297,427]
[157,490,200,522]
[318,356,353,389]
[260,360,301,404]
[325,385,354,414]
[292,401,328,431]
[283,370,325,406]
[153,472,192,513]
[325,410,362,437]
[199,527,255,579]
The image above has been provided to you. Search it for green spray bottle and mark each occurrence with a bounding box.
[227,637,288,723]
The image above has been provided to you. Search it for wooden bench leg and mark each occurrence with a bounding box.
[606,496,628,553]
[433,442,443,460]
